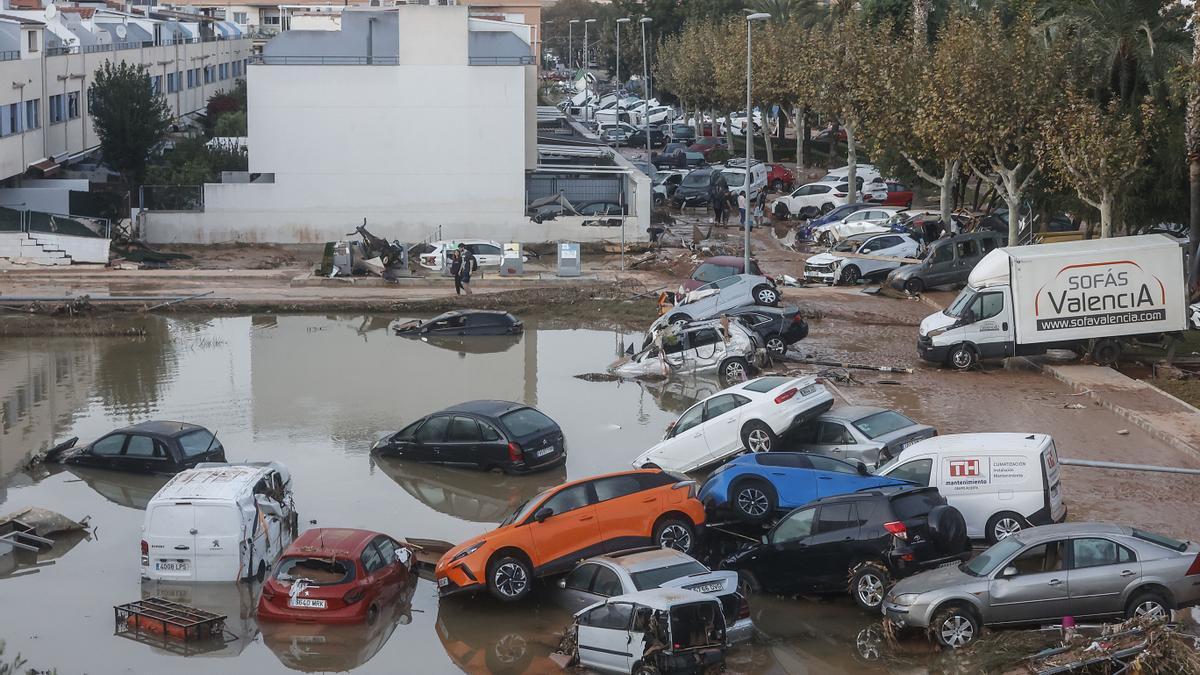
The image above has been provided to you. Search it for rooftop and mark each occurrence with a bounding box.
[153,462,288,502]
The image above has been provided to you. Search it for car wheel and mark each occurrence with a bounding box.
[669,313,692,329]
[765,334,787,357]
[720,356,751,383]
[774,203,790,220]
[654,193,665,206]
[487,555,533,602]
[817,231,833,248]
[1125,590,1171,621]
[632,662,656,675]
[849,561,892,613]
[654,518,695,553]
[731,479,776,523]
[984,511,1026,544]
[839,265,861,285]
[820,202,834,214]
[903,277,925,295]
[771,179,784,192]
[486,633,531,672]
[753,285,779,306]
[741,420,777,453]
[931,604,979,649]
[948,344,977,371]
[928,505,968,552]
[1091,338,1122,366]
[737,570,762,598]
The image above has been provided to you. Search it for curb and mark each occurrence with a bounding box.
[1020,358,1200,462]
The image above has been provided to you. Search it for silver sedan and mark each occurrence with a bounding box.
[883,522,1200,648]
[787,406,936,466]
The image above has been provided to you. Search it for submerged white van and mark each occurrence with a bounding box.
[141,462,297,583]
[875,433,1066,543]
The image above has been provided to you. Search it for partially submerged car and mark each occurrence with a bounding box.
[659,273,781,327]
[803,232,920,285]
[697,451,908,522]
[371,400,565,474]
[257,528,415,624]
[633,376,834,473]
[610,319,767,381]
[568,588,726,675]
[557,547,753,644]
[44,421,226,475]
[392,310,523,338]
[884,522,1200,648]
[788,406,936,467]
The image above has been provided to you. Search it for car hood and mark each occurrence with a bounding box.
[806,252,843,266]
[919,311,957,336]
[889,562,976,596]
[888,263,922,281]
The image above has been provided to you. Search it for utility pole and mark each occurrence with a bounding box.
[639,17,651,160]
[743,13,770,272]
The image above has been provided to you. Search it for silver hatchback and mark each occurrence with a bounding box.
[883,522,1200,648]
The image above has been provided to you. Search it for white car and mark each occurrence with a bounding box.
[719,159,768,199]
[811,206,903,245]
[632,375,835,473]
[822,164,881,184]
[771,181,852,219]
[417,240,514,271]
[804,232,920,285]
[659,273,781,327]
[609,319,767,381]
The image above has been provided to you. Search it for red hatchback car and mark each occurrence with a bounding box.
[766,163,794,192]
[258,528,415,624]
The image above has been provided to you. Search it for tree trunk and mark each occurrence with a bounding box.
[913,0,930,51]
[794,107,804,170]
[763,105,775,164]
[1005,192,1020,244]
[1188,6,1200,289]
[939,158,957,227]
[1099,192,1114,238]
[845,123,857,202]
[725,111,736,153]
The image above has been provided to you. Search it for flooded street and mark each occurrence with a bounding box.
[2,309,1198,674]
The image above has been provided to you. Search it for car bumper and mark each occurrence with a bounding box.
[436,562,486,598]
[888,550,972,580]
[510,450,566,474]
[804,269,837,284]
[882,600,933,629]
[257,600,370,624]
[726,617,755,645]
[674,195,710,207]
[917,336,949,363]
[768,393,835,436]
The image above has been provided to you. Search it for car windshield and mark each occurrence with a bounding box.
[500,491,548,527]
[721,171,744,186]
[962,537,1025,576]
[692,262,739,282]
[682,172,709,187]
[276,556,356,585]
[944,288,978,318]
[853,411,917,439]
[630,561,710,590]
[832,239,863,253]
[500,408,557,438]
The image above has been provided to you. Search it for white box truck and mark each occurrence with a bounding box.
[918,235,1187,369]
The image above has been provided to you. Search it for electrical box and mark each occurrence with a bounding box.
[557,242,581,277]
[500,242,523,276]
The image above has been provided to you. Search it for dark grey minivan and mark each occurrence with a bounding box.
[887,232,1004,294]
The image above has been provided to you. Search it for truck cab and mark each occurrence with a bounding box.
[919,284,1015,369]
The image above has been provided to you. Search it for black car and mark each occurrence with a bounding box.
[626,125,668,148]
[653,143,703,170]
[43,421,226,475]
[722,487,970,612]
[371,400,565,473]
[393,310,523,338]
[723,306,809,357]
[672,167,725,207]
[669,124,697,143]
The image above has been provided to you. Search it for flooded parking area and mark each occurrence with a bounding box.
[0,313,892,674]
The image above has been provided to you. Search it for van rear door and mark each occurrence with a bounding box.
[1042,441,1065,522]
[193,502,244,581]
[146,504,197,581]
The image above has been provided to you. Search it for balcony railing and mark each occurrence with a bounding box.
[251,54,400,65]
[42,37,247,58]
[0,50,18,61]
[469,55,535,66]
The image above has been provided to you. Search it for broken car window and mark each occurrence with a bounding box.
[277,557,355,585]
[582,603,634,630]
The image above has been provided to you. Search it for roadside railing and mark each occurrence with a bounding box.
[251,54,401,65]
[0,206,110,239]
[0,50,18,61]
[469,55,536,66]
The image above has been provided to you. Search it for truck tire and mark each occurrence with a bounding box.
[927,505,968,552]
[948,344,977,371]
[1090,339,1121,366]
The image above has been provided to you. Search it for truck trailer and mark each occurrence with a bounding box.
[917,235,1187,369]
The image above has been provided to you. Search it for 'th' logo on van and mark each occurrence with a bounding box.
[949,459,981,478]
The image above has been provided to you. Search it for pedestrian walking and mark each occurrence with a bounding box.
[449,247,465,296]
[754,191,766,227]
[737,192,748,228]
[457,243,477,296]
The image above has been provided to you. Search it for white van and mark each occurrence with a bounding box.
[875,433,1065,543]
[720,159,768,200]
[141,462,297,583]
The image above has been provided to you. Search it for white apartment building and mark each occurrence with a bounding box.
[143,5,649,245]
[0,5,251,184]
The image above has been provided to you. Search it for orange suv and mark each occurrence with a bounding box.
[435,469,705,601]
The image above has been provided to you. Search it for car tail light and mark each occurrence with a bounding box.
[261,583,276,600]
[737,594,751,619]
[141,540,149,555]
[343,587,365,605]
[507,442,523,462]
[792,314,805,324]
[884,521,908,540]
[1187,554,1200,576]
[834,192,847,198]
[672,480,697,499]
[774,388,798,404]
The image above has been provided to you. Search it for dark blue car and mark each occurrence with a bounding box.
[698,452,912,523]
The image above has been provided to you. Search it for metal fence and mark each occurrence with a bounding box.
[141,185,204,212]
[0,50,18,62]
[251,54,401,66]
[0,206,110,239]
[468,55,535,66]
[526,174,623,205]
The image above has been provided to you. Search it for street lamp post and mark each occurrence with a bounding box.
[743,12,770,273]
[639,17,652,161]
[615,17,630,91]
[583,18,596,106]
[568,19,579,70]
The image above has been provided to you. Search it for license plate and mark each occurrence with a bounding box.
[799,385,815,396]
[686,582,723,594]
[903,439,918,450]
[437,577,450,588]
[535,446,556,458]
[288,598,327,609]
[155,560,189,572]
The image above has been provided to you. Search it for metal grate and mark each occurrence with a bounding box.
[114,596,228,654]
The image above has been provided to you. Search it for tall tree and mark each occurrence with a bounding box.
[89,61,172,184]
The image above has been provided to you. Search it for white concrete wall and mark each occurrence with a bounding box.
[0,186,74,213]
[398,6,467,66]
[0,231,108,264]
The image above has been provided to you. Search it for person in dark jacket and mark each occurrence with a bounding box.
[449,248,464,295]
[457,243,477,296]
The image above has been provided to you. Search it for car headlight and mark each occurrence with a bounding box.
[926,327,948,338]
[448,541,485,564]
[890,593,920,606]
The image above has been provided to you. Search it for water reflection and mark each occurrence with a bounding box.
[372,456,565,524]
[435,596,569,675]
[640,374,726,415]
[59,466,169,511]
[260,576,418,672]
[0,527,90,580]
[94,316,177,418]
[139,580,261,657]
[419,334,523,356]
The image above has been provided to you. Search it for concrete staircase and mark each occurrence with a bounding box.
[0,232,73,265]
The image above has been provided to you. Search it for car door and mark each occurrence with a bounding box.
[807,455,870,498]
[757,506,818,594]
[469,243,502,267]
[560,563,603,612]
[803,502,862,590]
[924,243,957,287]
[441,415,485,467]
[968,290,1012,358]
[576,602,638,673]
[755,453,817,508]
[700,394,751,462]
[987,540,1070,624]
[80,433,127,469]
[529,482,602,573]
[1067,537,1139,619]
[806,421,859,460]
[881,456,933,487]
[593,474,656,551]
[685,327,724,371]
[953,237,981,281]
[714,275,751,312]
[661,402,709,470]
[122,434,173,474]
[409,415,450,462]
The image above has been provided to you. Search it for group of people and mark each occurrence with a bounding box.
[448,243,477,296]
[708,177,766,228]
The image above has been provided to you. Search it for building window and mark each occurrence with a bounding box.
[67,91,79,119]
[186,69,194,88]
[262,14,280,25]
[25,99,39,129]
[86,89,93,114]
[49,94,64,124]
[204,65,212,83]
[27,31,38,53]
[1,103,17,136]
[233,11,247,24]
[152,75,162,95]
[232,60,241,78]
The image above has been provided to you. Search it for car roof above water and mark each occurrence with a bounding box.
[594,547,697,574]
[116,420,207,438]
[286,528,378,558]
[605,587,719,611]
[439,400,528,417]
[152,462,288,502]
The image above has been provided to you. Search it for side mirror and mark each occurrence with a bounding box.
[558,578,567,589]
[534,507,554,523]
[760,535,769,545]
[856,460,869,476]
[1000,565,1019,579]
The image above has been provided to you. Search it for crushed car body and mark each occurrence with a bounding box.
[610,319,768,381]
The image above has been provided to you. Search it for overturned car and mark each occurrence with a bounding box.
[392,310,523,338]
[609,319,768,382]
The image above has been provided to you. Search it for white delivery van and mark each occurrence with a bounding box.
[720,159,769,200]
[142,462,297,583]
[875,433,1066,543]
[917,235,1187,369]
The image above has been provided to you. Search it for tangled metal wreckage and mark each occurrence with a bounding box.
[320,221,411,279]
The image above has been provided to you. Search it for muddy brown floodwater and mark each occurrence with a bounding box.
[1,308,1197,675]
